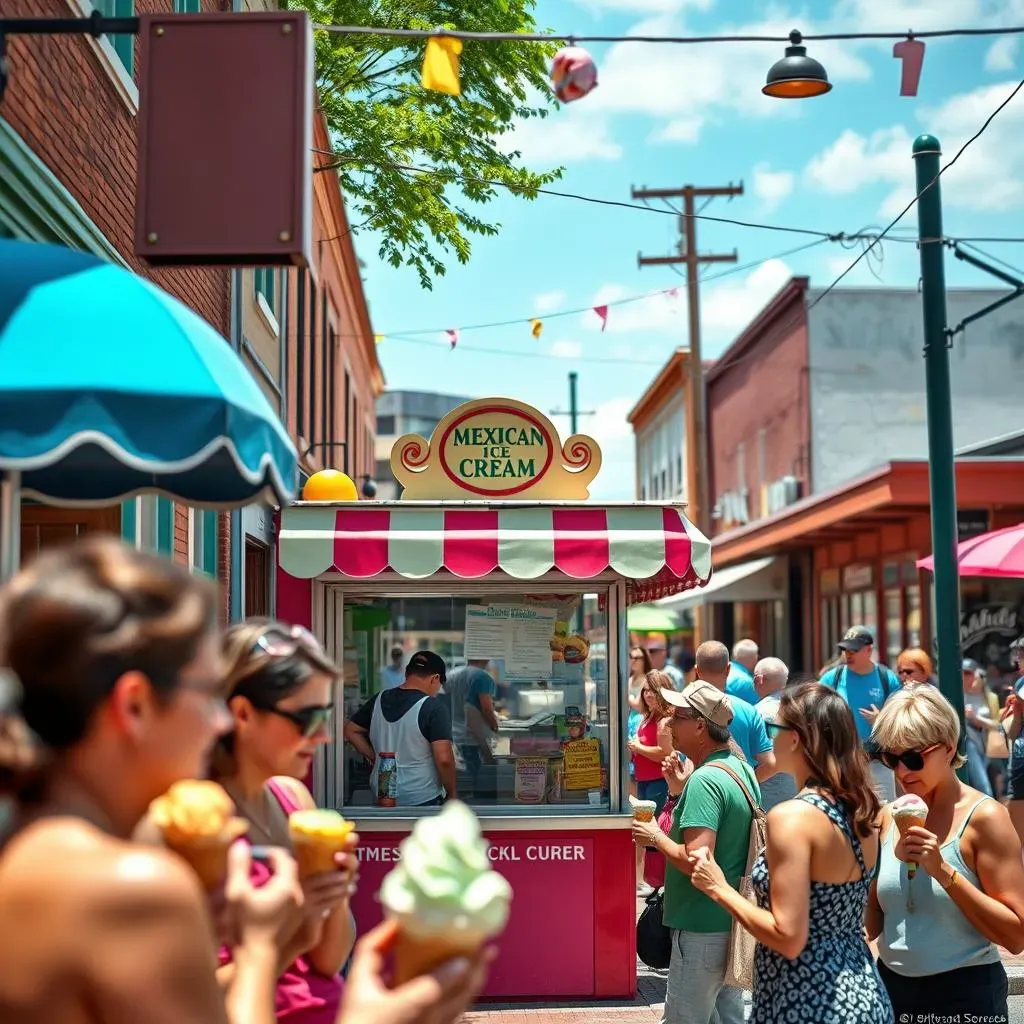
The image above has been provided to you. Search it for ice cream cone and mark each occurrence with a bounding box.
[163,818,249,889]
[391,915,490,985]
[632,800,657,823]
[894,812,927,877]
[288,809,355,879]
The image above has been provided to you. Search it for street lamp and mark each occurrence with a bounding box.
[763,30,832,99]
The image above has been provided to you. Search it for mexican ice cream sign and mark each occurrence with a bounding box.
[390,398,602,500]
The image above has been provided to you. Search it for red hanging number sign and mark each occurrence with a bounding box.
[893,37,925,97]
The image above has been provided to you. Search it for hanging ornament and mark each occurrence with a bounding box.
[446,328,460,350]
[421,35,463,96]
[550,46,598,103]
[530,318,543,340]
[593,305,608,331]
[893,36,925,97]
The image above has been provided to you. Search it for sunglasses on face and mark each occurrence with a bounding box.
[897,667,919,677]
[253,625,323,660]
[259,703,334,737]
[876,743,941,772]
[765,721,795,738]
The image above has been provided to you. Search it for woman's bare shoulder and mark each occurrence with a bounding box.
[2,818,204,916]
[270,775,316,811]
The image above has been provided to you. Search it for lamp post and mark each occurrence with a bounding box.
[913,134,965,753]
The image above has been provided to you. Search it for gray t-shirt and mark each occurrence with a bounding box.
[754,693,798,811]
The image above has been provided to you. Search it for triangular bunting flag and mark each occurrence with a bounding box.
[446,328,460,350]
[593,305,609,331]
[421,36,463,96]
[530,319,543,340]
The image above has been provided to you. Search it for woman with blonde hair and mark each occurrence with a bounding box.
[894,648,934,686]
[691,681,891,1023]
[867,684,1024,1020]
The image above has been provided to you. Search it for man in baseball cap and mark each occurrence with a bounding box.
[635,676,759,1021]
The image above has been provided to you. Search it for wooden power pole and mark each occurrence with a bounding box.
[631,183,743,535]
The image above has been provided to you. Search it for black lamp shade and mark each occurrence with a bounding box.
[763,33,831,99]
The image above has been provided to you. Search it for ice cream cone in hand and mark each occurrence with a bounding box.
[149,780,249,889]
[891,794,929,878]
[288,808,355,877]
[380,800,512,985]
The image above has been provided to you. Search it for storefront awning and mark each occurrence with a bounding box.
[278,503,712,604]
[656,555,783,612]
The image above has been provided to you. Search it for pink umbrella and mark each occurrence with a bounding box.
[917,523,1024,578]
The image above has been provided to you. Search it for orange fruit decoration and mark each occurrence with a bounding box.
[302,470,358,502]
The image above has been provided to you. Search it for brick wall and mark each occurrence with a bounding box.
[3,0,232,573]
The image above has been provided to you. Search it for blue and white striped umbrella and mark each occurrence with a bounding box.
[0,239,297,507]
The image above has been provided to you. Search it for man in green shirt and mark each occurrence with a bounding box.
[638,643,759,1024]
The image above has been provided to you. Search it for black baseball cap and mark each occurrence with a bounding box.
[405,650,447,684]
[838,626,874,652]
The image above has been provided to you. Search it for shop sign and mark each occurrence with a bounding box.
[390,397,602,500]
[960,605,1018,649]
[957,509,990,542]
[842,564,873,590]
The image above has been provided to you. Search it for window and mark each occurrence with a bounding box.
[254,268,277,319]
[174,0,201,10]
[338,590,611,811]
[94,0,134,74]
[376,414,396,436]
[189,508,218,577]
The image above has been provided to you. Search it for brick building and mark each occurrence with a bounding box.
[0,0,383,619]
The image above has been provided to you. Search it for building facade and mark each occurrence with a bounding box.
[660,277,1024,673]
[0,2,383,620]
[373,390,471,499]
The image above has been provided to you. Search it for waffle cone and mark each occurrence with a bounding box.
[162,818,248,890]
[894,813,926,877]
[291,834,347,878]
[391,919,490,985]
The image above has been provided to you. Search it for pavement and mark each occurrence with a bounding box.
[461,897,1024,1022]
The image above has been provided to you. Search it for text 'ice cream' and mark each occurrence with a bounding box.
[380,800,513,982]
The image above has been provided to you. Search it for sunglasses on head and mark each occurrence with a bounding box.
[253,625,322,659]
[257,702,334,737]
[876,743,941,772]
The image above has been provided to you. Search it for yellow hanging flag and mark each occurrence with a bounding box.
[374,334,384,344]
[530,319,543,340]
[421,36,463,96]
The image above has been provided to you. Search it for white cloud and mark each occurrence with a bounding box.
[549,339,583,359]
[985,36,1019,72]
[829,0,1024,33]
[803,80,1024,216]
[701,259,794,339]
[572,0,713,12]
[752,162,795,211]
[591,397,636,440]
[534,290,566,314]
[648,117,704,144]
[499,106,621,166]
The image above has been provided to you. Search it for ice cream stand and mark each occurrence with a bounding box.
[275,397,712,1000]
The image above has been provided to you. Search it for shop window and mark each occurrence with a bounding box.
[884,589,903,666]
[254,267,277,319]
[174,0,200,9]
[337,590,611,812]
[93,0,135,74]
[189,508,218,577]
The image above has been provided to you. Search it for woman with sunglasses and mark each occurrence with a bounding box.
[894,649,934,687]
[0,538,302,1024]
[210,619,358,1023]
[690,681,891,1024]
[628,646,653,712]
[867,685,1024,1020]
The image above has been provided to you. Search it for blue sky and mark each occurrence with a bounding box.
[357,0,1024,499]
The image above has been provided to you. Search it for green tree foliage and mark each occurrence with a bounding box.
[297,1,566,289]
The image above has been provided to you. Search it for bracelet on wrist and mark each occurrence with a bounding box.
[941,867,959,891]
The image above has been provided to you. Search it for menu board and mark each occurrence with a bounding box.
[464,604,558,677]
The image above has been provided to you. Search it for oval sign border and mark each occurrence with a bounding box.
[437,405,555,497]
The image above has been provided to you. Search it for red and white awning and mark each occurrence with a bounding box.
[278,503,712,604]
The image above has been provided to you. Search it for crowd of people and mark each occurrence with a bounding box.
[632,630,1024,1024]
[0,537,487,1024]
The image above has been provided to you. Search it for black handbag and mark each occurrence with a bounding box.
[636,887,672,969]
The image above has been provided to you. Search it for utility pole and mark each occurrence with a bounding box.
[551,371,594,435]
[632,183,742,535]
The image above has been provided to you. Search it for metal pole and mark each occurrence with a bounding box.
[228,267,245,622]
[0,471,21,582]
[682,190,709,535]
[913,133,964,749]
[568,372,579,435]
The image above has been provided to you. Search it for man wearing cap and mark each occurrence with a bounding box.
[819,626,901,801]
[344,649,456,806]
[1001,637,1024,843]
[647,634,684,690]
[632,678,758,1024]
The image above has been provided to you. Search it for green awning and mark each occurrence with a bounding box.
[627,604,679,633]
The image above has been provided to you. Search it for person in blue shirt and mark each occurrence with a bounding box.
[1000,637,1024,846]
[695,640,776,783]
[819,625,900,801]
[725,638,759,706]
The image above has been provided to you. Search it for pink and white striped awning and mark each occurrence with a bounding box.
[278,503,712,604]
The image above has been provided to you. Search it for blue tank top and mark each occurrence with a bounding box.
[876,796,1000,977]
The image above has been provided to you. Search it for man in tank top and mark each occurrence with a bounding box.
[344,650,457,805]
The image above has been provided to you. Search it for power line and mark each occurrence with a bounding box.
[313,23,1024,45]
